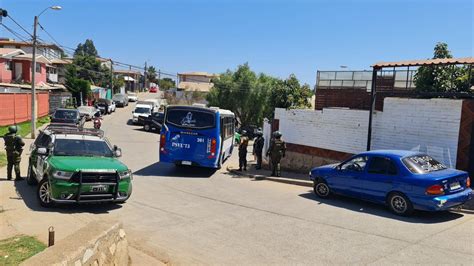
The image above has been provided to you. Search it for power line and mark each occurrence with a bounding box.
[0,23,30,42]
[6,15,33,38]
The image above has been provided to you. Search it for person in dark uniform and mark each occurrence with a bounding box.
[3,125,25,181]
[267,131,286,177]
[253,130,265,170]
[238,130,249,171]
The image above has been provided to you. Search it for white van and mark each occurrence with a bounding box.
[142,99,160,111]
[132,103,153,124]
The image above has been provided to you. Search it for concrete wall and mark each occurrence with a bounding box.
[275,98,464,172]
[21,221,129,266]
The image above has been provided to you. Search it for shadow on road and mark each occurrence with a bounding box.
[134,162,216,178]
[299,191,464,224]
[12,181,123,214]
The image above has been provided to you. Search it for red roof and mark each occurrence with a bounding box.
[373,57,474,68]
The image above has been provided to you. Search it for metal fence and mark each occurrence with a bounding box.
[316,70,417,91]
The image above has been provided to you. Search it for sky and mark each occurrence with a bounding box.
[1,0,472,86]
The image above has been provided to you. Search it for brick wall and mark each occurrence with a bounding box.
[0,92,49,126]
[275,98,464,171]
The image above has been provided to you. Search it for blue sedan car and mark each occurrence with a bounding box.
[309,150,472,216]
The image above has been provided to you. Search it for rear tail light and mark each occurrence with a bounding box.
[160,134,166,153]
[208,138,217,158]
[426,184,445,195]
[467,177,471,188]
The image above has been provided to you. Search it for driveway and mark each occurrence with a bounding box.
[1,92,473,264]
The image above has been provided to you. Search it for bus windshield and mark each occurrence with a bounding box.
[166,109,215,129]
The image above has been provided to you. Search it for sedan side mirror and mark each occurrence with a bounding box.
[37,147,48,155]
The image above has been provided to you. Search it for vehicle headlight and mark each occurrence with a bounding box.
[53,170,74,180]
[119,170,132,180]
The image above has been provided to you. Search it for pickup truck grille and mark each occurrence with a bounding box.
[71,172,118,183]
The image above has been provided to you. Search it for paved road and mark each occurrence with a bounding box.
[1,92,473,264]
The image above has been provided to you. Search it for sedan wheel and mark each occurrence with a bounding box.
[37,179,54,208]
[388,192,413,216]
[314,180,331,198]
[144,124,150,131]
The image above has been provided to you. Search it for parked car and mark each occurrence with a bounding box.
[96,98,115,114]
[309,150,472,216]
[26,125,133,207]
[127,92,138,102]
[238,125,259,139]
[132,103,153,124]
[149,87,158,93]
[50,108,84,127]
[77,106,100,121]
[140,112,164,132]
[112,93,129,107]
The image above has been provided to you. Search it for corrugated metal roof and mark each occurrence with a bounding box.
[373,57,474,68]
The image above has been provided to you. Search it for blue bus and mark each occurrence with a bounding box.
[159,105,235,169]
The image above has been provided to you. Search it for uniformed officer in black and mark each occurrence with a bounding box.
[238,130,249,171]
[253,131,265,169]
[3,125,25,180]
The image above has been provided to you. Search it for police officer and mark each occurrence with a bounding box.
[267,131,286,177]
[253,130,265,170]
[238,130,249,171]
[3,125,25,181]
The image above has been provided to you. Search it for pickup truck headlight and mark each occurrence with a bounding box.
[119,170,132,180]
[52,170,74,180]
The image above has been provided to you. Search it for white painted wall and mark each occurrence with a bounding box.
[275,98,463,167]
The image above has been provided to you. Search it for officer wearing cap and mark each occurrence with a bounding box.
[253,130,265,170]
[238,130,249,171]
[267,131,286,177]
[3,125,25,181]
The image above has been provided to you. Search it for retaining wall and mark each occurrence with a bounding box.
[21,221,129,266]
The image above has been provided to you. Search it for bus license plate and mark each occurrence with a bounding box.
[91,185,108,193]
[182,161,192,166]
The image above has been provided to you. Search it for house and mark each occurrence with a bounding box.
[0,48,50,85]
[177,72,217,92]
[0,38,68,85]
[114,69,142,92]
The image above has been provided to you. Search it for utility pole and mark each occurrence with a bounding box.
[31,15,38,138]
[110,59,114,94]
[143,62,147,92]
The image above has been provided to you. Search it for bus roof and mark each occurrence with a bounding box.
[167,105,234,116]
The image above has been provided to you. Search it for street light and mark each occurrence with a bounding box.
[31,5,61,138]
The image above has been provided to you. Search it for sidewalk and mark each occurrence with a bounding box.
[226,153,312,187]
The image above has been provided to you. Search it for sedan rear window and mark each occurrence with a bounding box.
[402,155,447,174]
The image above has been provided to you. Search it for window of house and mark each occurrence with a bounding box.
[36,63,41,73]
[5,60,13,71]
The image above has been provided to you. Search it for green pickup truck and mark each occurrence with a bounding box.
[27,125,132,207]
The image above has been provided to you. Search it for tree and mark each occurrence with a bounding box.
[74,39,98,57]
[414,42,472,92]
[207,63,311,126]
[147,66,158,83]
[65,65,91,105]
[158,77,175,90]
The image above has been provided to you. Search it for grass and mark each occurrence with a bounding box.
[0,116,50,138]
[0,235,46,265]
[0,151,6,168]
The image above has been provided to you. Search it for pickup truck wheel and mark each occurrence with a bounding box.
[26,164,37,185]
[37,178,55,208]
[144,124,151,131]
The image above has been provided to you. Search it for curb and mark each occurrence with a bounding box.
[227,167,312,187]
